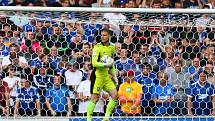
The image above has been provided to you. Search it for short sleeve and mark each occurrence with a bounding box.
[65,87,70,97]
[210,84,215,96]
[118,84,124,96]
[77,82,83,93]
[137,83,143,94]
[16,88,21,100]
[170,86,174,97]
[2,56,10,66]
[152,86,158,99]
[33,88,39,100]
[45,89,51,99]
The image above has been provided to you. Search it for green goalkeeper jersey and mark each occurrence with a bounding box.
[92,42,116,78]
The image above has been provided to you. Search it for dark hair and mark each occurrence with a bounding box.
[142,44,149,48]
[84,57,91,62]
[7,64,15,69]
[169,38,176,42]
[203,4,210,9]
[151,31,158,35]
[157,72,168,80]
[112,0,121,7]
[20,74,27,79]
[206,61,213,65]
[9,43,19,48]
[100,28,111,35]
[83,42,91,48]
[142,62,152,70]
[132,51,139,55]
[175,60,183,66]
[20,74,31,83]
[54,74,61,77]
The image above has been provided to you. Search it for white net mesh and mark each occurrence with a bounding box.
[0,9,215,121]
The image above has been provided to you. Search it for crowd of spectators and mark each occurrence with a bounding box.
[0,0,215,118]
[0,0,215,8]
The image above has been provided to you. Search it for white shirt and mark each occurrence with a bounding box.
[9,15,29,27]
[65,69,83,98]
[103,13,126,35]
[3,76,21,106]
[104,13,126,24]
[77,80,106,113]
[103,0,111,4]
[1,56,27,66]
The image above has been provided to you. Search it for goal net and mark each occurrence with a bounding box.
[0,7,215,121]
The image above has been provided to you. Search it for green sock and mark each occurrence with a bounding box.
[87,101,96,121]
[104,98,117,120]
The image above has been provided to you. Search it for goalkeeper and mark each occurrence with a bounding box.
[87,29,118,121]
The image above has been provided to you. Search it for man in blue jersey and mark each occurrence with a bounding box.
[33,65,54,116]
[115,47,133,83]
[135,63,157,116]
[152,72,174,115]
[187,72,215,116]
[14,74,41,117]
[45,74,71,116]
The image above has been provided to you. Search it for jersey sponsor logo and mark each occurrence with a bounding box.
[198,94,209,99]
[159,96,168,100]
[125,87,131,92]
[20,98,33,103]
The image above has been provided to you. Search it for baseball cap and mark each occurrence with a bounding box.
[127,70,134,76]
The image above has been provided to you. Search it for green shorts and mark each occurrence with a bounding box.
[90,70,115,94]
[93,76,116,94]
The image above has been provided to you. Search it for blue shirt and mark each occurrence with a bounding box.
[83,24,102,44]
[16,86,39,110]
[0,45,9,57]
[115,58,133,71]
[23,23,36,32]
[45,85,70,112]
[29,57,42,68]
[33,74,54,88]
[187,81,215,115]
[184,66,203,83]
[150,45,162,59]
[0,0,8,6]
[135,73,157,102]
[184,66,203,75]
[56,67,67,76]
[130,63,142,76]
[152,83,174,115]
[49,56,61,70]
